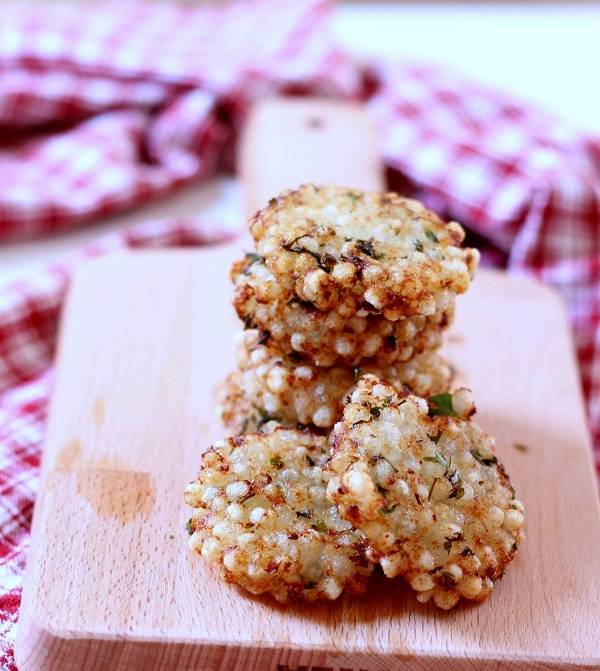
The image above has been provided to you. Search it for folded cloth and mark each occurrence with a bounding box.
[0,1,599,668]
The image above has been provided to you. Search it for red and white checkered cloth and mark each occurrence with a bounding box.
[0,1,599,668]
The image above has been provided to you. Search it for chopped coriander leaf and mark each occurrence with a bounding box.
[379,504,398,514]
[440,570,457,586]
[425,229,439,243]
[244,252,264,266]
[296,509,312,519]
[470,448,498,466]
[370,406,381,418]
[423,451,450,469]
[414,240,424,252]
[428,393,456,417]
[447,484,465,500]
[311,520,328,533]
[270,455,284,468]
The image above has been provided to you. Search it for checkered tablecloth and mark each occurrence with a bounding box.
[0,1,598,667]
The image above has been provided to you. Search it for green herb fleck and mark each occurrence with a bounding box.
[425,229,439,243]
[443,532,464,553]
[423,451,450,469]
[311,520,328,533]
[470,448,498,467]
[244,252,264,270]
[270,455,284,468]
[370,406,381,418]
[305,454,315,467]
[428,393,456,417]
[353,367,362,382]
[296,509,312,519]
[185,518,194,535]
[440,570,457,586]
[414,240,424,252]
[379,504,398,515]
[254,406,280,429]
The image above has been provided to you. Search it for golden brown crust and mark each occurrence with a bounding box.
[185,429,374,603]
[231,257,453,367]
[250,184,479,320]
[326,375,524,610]
[218,330,453,434]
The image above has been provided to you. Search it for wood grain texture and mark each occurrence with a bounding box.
[15,249,600,671]
[16,98,600,670]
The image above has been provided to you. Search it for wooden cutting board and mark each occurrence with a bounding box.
[16,99,600,670]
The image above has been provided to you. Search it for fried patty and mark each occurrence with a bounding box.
[232,257,453,367]
[185,429,374,603]
[218,330,452,433]
[249,184,479,320]
[326,375,524,610]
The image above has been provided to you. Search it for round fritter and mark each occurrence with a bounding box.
[184,429,374,603]
[249,184,479,320]
[232,256,453,367]
[218,330,452,434]
[326,375,524,610]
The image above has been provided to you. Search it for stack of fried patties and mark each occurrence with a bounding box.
[220,184,479,434]
[185,184,525,610]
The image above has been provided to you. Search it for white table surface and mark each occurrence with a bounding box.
[1,1,599,284]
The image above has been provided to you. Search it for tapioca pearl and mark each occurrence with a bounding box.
[452,388,474,417]
[335,337,355,357]
[201,485,220,504]
[392,478,410,497]
[266,366,289,392]
[295,366,314,381]
[363,265,385,282]
[331,261,356,284]
[373,457,394,483]
[433,590,459,610]
[410,573,435,592]
[362,334,382,357]
[290,333,306,351]
[302,269,329,303]
[417,550,435,571]
[313,406,336,428]
[225,502,245,521]
[444,563,463,582]
[248,507,266,524]
[211,522,230,538]
[458,575,483,599]
[348,316,367,334]
[262,393,279,414]
[397,346,414,362]
[321,577,343,600]
[503,509,524,531]
[364,288,383,310]
[198,536,220,560]
[486,506,505,528]
[380,553,406,577]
